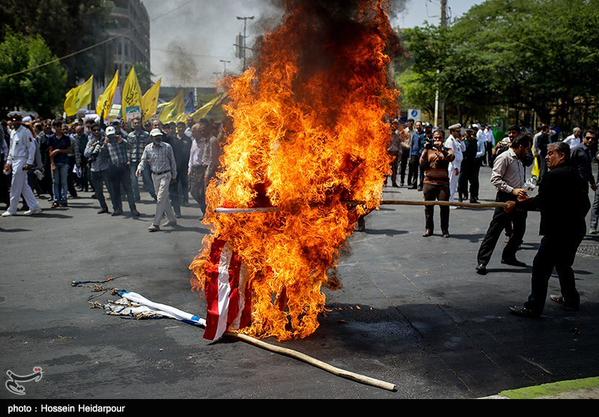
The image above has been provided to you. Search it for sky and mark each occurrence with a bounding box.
[143,0,484,87]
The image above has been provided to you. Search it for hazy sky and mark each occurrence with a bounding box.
[144,0,484,87]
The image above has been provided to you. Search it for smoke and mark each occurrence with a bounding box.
[144,0,407,86]
[145,0,283,86]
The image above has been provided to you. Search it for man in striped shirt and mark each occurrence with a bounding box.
[476,134,532,275]
[104,126,140,218]
[137,129,178,232]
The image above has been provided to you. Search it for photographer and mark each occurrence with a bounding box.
[419,129,455,237]
[84,124,111,214]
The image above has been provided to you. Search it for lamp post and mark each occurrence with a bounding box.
[219,59,231,77]
[236,16,255,71]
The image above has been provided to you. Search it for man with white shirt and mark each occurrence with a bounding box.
[563,127,582,149]
[2,115,42,217]
[483,124,495,166]
[444,124,464,203]
[188,120,211,216]
[137,129,178,232]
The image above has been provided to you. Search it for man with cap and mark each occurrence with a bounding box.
[84,124,112,214]
[104,126,140,218]
[137,129,178,232]
[127,118,155,203]
[445,124,465,204]
[2,115,42,216]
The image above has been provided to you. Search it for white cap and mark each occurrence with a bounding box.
[22,116,32,123]
[150,129,164,137]
[449,123,462,131]
[105,126,116,136]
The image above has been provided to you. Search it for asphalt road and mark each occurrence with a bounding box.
[1,166,598,399]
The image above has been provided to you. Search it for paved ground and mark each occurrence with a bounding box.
[1,166,598,399]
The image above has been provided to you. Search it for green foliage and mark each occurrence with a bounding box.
[0,0,111,85]
[0,33,67,117]
[134,63,153,93]
[398,0,599,127]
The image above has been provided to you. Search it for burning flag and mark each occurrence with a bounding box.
[191,0,401,341]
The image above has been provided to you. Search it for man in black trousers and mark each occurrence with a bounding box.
[476,135,532,275]
[507,142,591,317]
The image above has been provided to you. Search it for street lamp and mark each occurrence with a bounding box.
[236,16,255,71]
[219,59,231,77]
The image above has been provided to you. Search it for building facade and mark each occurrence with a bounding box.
[102,0,151,85]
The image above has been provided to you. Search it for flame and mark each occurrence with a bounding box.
[191,0,400,341]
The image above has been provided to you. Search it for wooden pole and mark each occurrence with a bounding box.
[215,200,507,214]
[381,200,507,210]
[230,332,397,392]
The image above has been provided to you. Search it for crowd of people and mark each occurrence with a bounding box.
[0,113,228,232]
[2,111,598,316]
[386,118,598,318]
[386,119,599,239]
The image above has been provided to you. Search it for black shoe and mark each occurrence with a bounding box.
[502,258,527,267]
[442,232,450,238]
[470,199,479,204]
[417,187,423,192]
[131,210,141,218]
[422,230,433,237]
[509,306,540,318]
[476,264,487,275]
[392,183,399,188]
[550,295,579,312]
[112,210,123,217]
[97,208,109,214]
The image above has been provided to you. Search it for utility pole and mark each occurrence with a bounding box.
[219,59,231,77]
[441,0,448,28]
[437,0,448,129]
[236,16,254,71]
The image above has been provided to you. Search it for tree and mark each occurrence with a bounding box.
[134,63,154,93]
[0,33,67,117]
[0,0,111,85]
[399,0,599,128]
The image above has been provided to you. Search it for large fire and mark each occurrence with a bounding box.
[190,0,400,341]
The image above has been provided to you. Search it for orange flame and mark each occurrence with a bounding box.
[191,0,400,341]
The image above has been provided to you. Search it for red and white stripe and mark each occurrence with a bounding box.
[204,239,252,341]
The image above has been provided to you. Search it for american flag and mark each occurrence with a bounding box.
[203,239,252,341]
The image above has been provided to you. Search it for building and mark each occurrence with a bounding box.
[101,0,151,86]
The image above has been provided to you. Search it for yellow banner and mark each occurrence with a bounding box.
[189,94,225,122]
[531,155,541,179]
[122,67,142,121]
[141,79,162,121]
[64,75,94,116]
[159,90,185,124]
[96,70,119,120]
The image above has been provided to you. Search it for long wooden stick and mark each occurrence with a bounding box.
[382,200,507,209]
[215,200,506,214]
[229,332,397,392]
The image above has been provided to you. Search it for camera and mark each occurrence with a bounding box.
[424,138,434,150]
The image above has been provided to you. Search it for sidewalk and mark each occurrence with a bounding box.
[485,377,599,399]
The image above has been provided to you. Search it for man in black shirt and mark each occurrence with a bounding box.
[508,142,591,317]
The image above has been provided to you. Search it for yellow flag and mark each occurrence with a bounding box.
[531,155,541,179]
[141,79,162,121]
[189,94,225,122]
[64,75,94,116]
[122,67,143,121]
[96,70,119,120]
[159,90,185,124]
